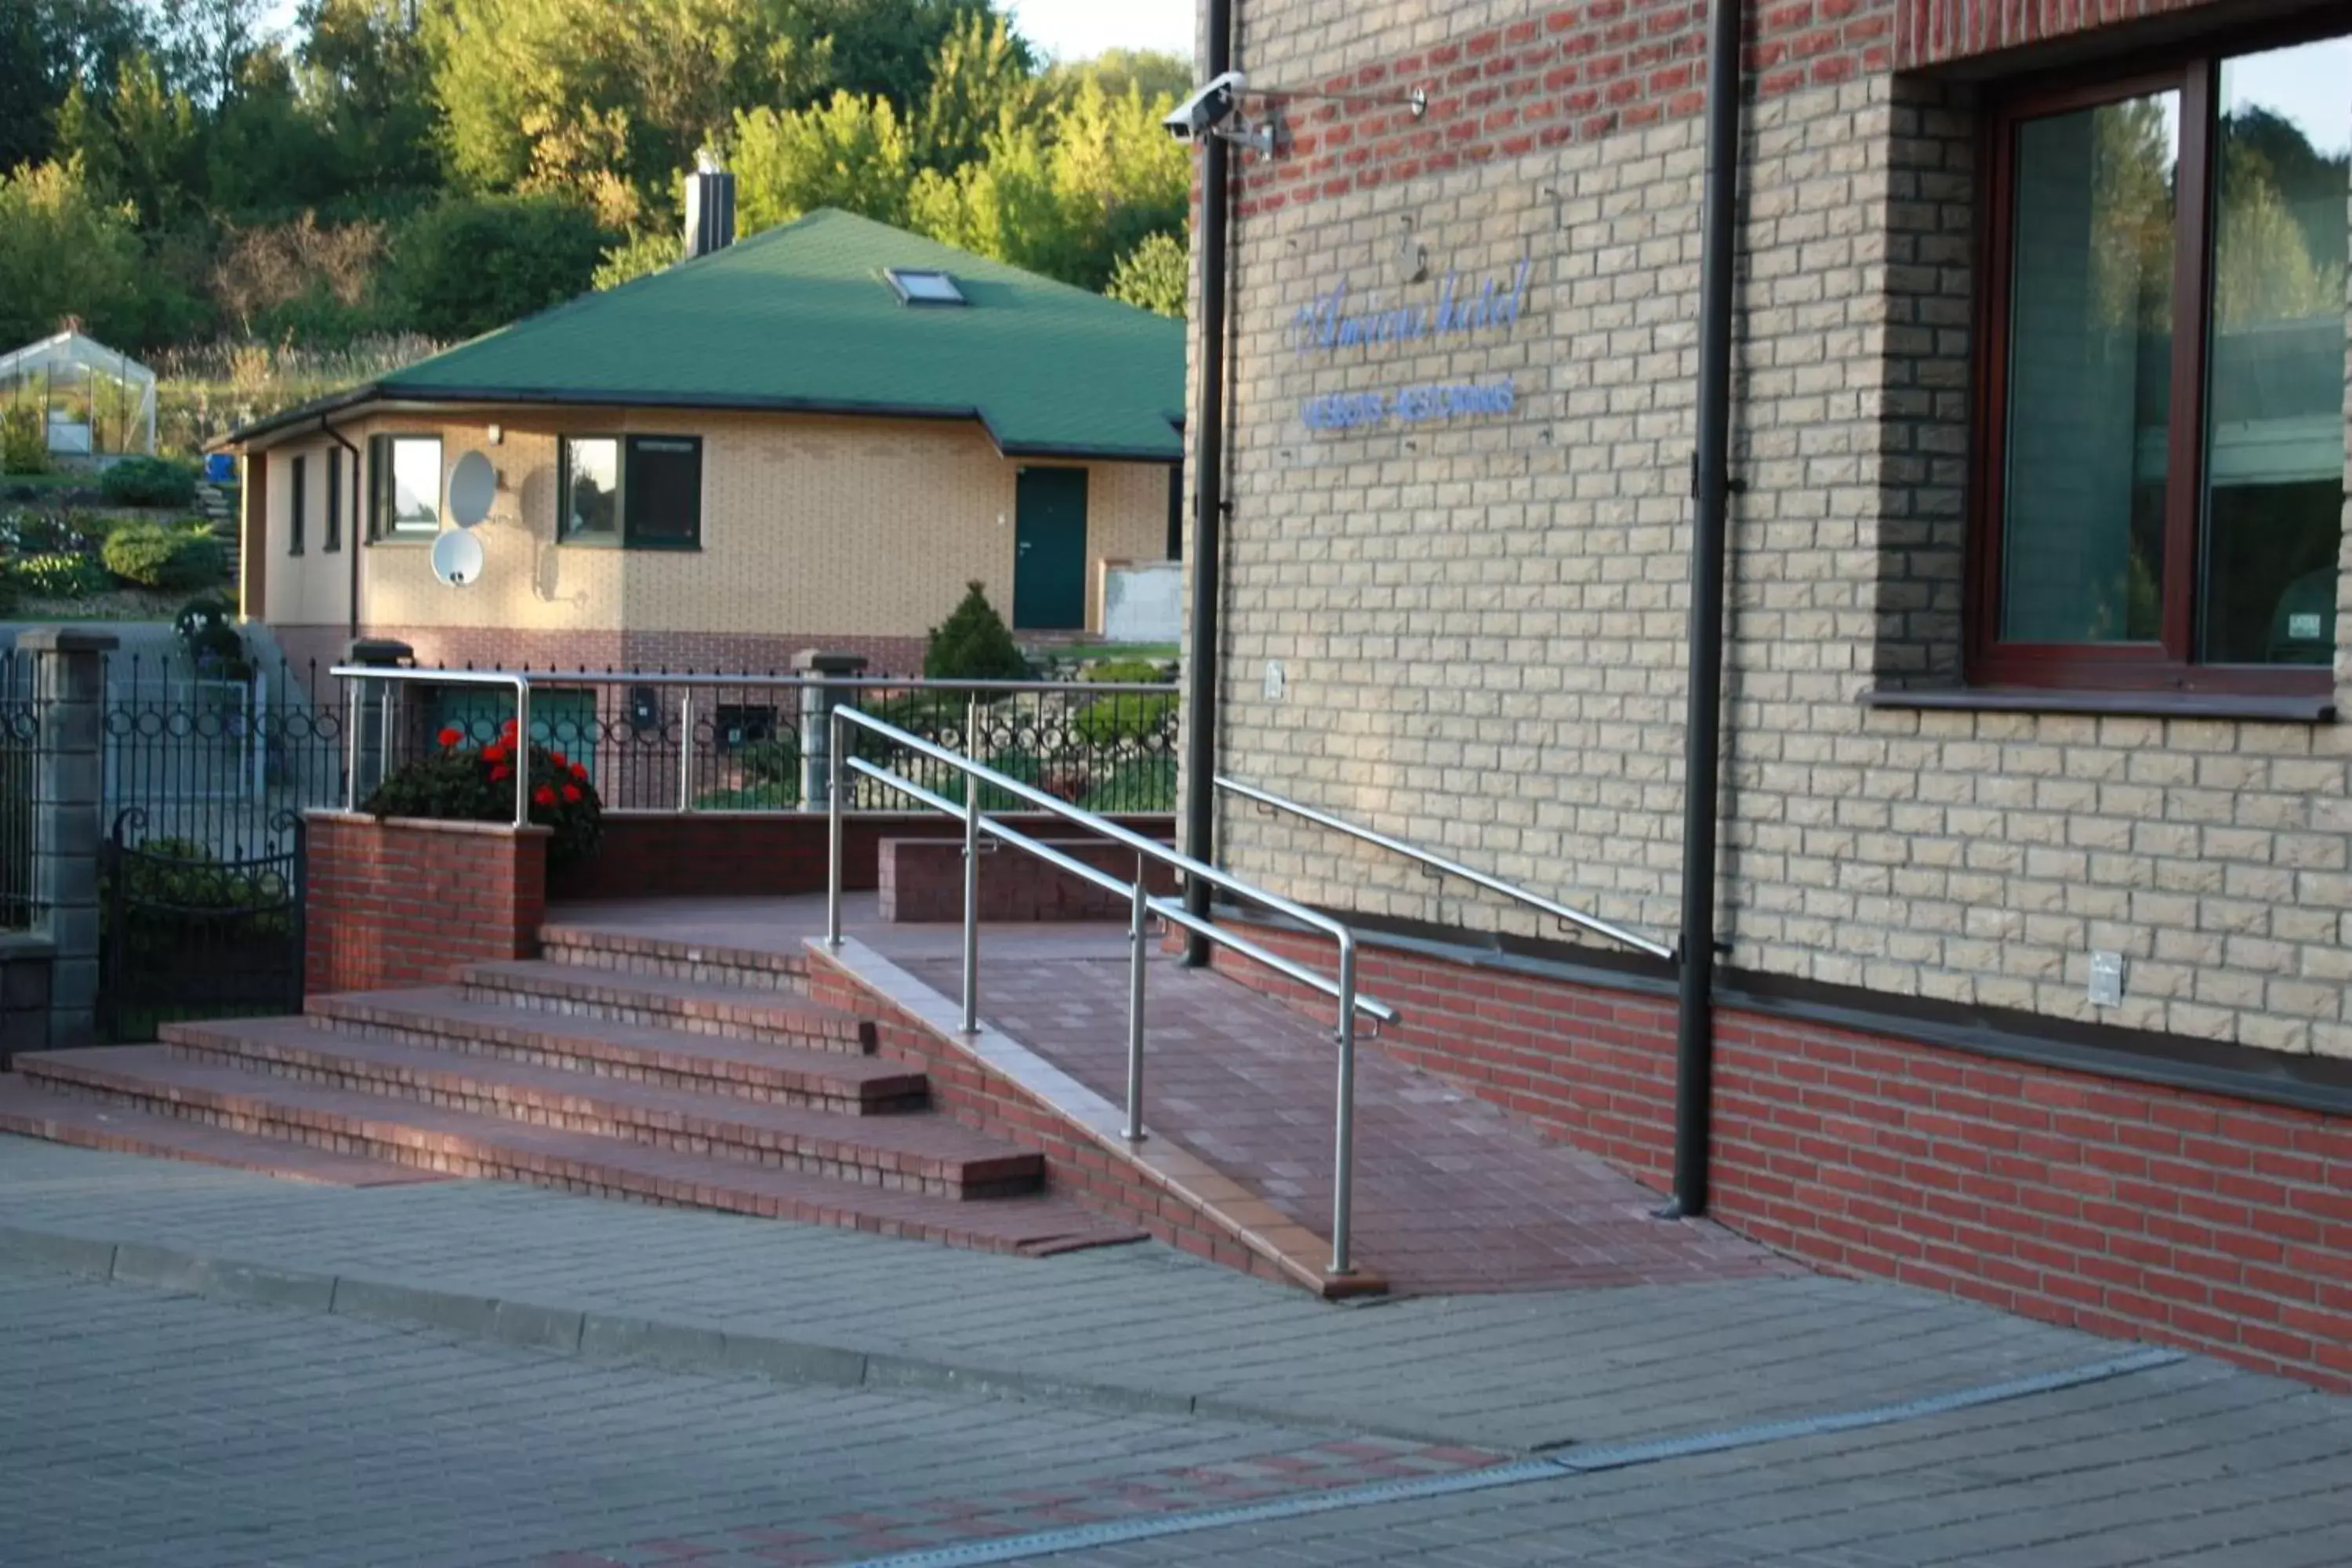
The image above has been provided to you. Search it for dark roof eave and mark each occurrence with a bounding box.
[209,383,385,452]
[223,383,1183,463]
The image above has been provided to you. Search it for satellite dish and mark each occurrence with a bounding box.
[431,528,485,587]
[448,450,496,528]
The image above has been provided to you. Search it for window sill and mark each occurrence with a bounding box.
[369,532,439,547]
[1861,686,2337,723]
[557,535,702,552]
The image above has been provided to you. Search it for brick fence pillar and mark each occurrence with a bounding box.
[24,629,115,1048]
[795,648,868,811]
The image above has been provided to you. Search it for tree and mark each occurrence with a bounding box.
[388,192,610,338]
[56,51,205,228]
[778,0,996,111]
[734,90,916,233]
[1106,230,1185,318]
[0,158,149,347]
[296,0,437,201]
[205,43,342,217]
[911,10,1038,170]
[156,0,274,107]
[0,0,155,172]
[1044,49,1188,110]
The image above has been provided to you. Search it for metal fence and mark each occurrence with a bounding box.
[0,662,37,930]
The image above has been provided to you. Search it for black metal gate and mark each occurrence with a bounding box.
[99,808,305,1043]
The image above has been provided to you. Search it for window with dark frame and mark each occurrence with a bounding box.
[289,452,307,556]
[1974,24,2348,695]
[368,434,442,539]
[559,434,702,549]
[325,447,342,552]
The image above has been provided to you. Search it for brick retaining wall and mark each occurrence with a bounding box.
[306,814,549,994]
[878,837,1181,922]
[1205,918,2352,1392]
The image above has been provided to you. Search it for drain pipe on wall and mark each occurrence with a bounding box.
[1667,0,1745,1220]
[1180,0,1235,967]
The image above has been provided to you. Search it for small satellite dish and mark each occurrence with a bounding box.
[448,450,496,528]
[431,528,485,587]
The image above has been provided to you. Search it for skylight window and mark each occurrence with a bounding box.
[886,268,967,306]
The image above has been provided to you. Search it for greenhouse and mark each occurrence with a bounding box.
[0,329,158,463]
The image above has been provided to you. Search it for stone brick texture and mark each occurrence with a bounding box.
[251,409,1172,645]
[306,814,548,994]
[878,836,1181,922]
[547,812,1175,903]
[1210,916,2352,1391]
[1200,0,2352,1062]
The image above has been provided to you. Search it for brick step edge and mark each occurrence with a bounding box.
[21,1051,1040,1205]
[303,992,927,1116]
[0,1223,1459,1445]
[463,964,877,1054]
[0,1080,442,1189]
[539,925,811,992]
[151,1032,1040,1198]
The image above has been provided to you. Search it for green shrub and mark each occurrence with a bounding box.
[735,738,800,786]
[364,721,603,869]
[0,404,48,474]
[1080,658,1168,684]
[100,456,199,509]
[1074,691,1177,746]
[11,552,112,599]
[924,581,1030,682]
[101,837,295,973]
[102,521,225,590]
[390,194,612,339]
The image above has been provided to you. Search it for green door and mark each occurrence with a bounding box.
[1014,466,1088,630]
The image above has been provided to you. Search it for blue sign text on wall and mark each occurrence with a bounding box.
[1290,258,1529,433]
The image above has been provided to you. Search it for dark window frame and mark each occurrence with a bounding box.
[557,434,704,550]
[368,432,444,543]
[1967,18,2346,698]
[325,446,343,553]
[288,452,307,556]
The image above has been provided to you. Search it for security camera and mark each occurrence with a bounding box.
[1164,71,1246,142]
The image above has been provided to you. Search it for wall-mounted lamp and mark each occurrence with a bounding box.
[486,423,503,445]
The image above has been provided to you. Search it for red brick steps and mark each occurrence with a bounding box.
[305,989,926,1114]
[464,961,876,1051]
[13,1046,1130,1250]
[0,1075,440,1188]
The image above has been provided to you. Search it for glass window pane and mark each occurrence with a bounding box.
[389,437,441,533]
[2000,93,2179,644]
[564,437,619,540]
[624,436,701,546]
[2200,33,2349,665]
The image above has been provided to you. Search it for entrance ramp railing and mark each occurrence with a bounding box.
[828,705,1397,1279]
[1217,775,1676,962]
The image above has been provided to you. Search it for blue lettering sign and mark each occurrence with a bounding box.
[1298,377,1515,433]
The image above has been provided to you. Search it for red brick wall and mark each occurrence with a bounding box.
[548,812,1178,904]
[306,813,549,994]
[1204,918,2352,1392]
[879,837,1180,922]
[1238,0,2241,216]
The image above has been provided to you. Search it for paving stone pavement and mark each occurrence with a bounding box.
[0,1138,2147,1453]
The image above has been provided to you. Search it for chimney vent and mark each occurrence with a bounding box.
[684,150,736,259]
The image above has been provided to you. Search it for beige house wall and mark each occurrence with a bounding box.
[257,408,1171,642]
[1200,21,2352,1058]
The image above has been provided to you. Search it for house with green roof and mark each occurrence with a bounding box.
[219,205,1186,677]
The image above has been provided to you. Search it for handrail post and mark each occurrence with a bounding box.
[1124,862,1148,1142]
[677,689,694,812]
[960,694,981,1034]
[1330,933,1358,1277]
[825,707,844,948]
[512,678,531,829]
[343,670,358,813]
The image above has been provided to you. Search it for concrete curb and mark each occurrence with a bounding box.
[0,1223,1458,1445]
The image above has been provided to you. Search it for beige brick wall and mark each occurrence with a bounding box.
[259,409,1171,641]
[1200,21,2352,1058]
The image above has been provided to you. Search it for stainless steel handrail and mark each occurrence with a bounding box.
[333,665,532,828]
[830,704,1395,1278]
[1217,775,1676,963]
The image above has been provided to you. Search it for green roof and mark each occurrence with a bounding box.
[235,210,1185,461]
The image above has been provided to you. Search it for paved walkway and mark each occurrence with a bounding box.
[552,895,1780,1294]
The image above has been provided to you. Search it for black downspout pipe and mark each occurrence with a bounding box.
[1668,0,1744,1218]
[1181,0,1234,966]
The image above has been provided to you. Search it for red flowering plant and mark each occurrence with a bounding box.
[361,719,604,869]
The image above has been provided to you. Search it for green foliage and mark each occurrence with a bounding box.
[1074,691,1176,746]
[0,158,149,348]
[389,194,612,339]
[736,91,917,231]
[11,552,115,600]
[102,837,296,974]
[735,738,802,785]
[1080,755,1175,812]
[923,580,1029,681]
[1080,658,1170,684]
[100,456,201,508]
[56,53,203,229]
[1106,231,1186,318]
[102,521,225,589]
[365,722,604,869]
[593,229,685,291]
[0,405,49,474]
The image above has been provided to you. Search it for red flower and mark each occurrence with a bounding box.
[570,762,588,782]
[561,783,582,803]
[482,741,508,764]
[501,719,519,737]
[533,785,557,808]
[437,726,463,749]
[548,750,569,769]
[491,764,512,782]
